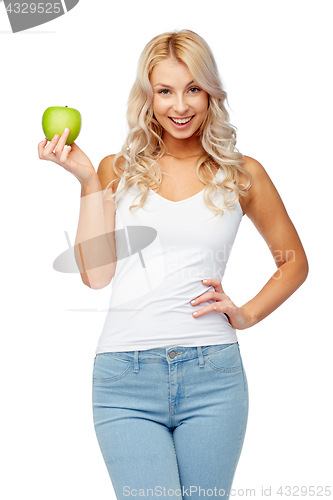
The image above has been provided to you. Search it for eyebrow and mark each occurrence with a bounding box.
[153,80,195,89]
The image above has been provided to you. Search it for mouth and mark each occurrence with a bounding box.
[168,115,195,128]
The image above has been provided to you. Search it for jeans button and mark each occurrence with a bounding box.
[169,351,176,359]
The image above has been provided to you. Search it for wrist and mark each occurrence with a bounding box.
[80,175,101,195]
[240,304,258,329]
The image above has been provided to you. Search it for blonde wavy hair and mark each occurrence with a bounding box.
[103,29,252,218]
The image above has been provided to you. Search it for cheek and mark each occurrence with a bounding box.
[153,95,162,107]
[199,95,209,113]
[152,101,166,125]
[153,100,168,118]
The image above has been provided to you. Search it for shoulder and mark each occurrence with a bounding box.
[97,154,125,192]
[235,155,267,215]
[241,155,265,177]
[233,155,265,188]
[241,155,275,198]
[239,154,286,223]
[238,155,277,216]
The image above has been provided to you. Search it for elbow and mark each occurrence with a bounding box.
[80,272,93,288]
[75,250,115,289]
[302,258,309,282]
[278,254,309,287]
[80,271,113,290]
[286,247,309,284]
[295,256,309,285]
[299,248,309,281]
[90,280,112,290]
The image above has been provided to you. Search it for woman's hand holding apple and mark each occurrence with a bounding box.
[38,128,98,186]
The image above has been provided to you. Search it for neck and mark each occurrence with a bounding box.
[161,131,205,159]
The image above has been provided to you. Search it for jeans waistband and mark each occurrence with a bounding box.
[97,342,238,373]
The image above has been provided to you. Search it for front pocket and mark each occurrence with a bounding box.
[93,354,132,383]
[204,343,243,373]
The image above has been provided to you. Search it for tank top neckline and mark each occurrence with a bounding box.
[148,166,223,205]
[117,168,244,215]
[150,187,205,205]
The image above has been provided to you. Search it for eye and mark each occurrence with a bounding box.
[188,87,201,93]
[158,89,171,95]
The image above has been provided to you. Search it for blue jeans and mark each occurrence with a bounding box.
[92,342,249,499]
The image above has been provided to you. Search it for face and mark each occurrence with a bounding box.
[150,58,209,141]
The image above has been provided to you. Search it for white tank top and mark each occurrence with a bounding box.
[95,167,243,353]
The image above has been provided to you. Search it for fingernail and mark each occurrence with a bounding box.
[53,135,59,140]
[65,128,69,133]
[193,312,198,316]
[203,279,208,283]
[191,300,196,304]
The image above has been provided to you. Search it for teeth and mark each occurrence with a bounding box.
[171,117,192,124]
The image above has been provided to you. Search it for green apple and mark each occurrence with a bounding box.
[42,106,81,145]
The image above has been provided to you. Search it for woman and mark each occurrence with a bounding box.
[38,30,308,499]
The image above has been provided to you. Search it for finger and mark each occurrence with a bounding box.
[213,306,231,324]
[39,134,60,159]
[54,128,70,156]
[192,303,222,318]
[60,145,72,165]
[202,278,225,294]
[38,139,48,157]
[38,137,56,159]
[190,289,215,305]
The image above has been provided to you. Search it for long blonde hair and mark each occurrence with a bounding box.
[103,29,252,217]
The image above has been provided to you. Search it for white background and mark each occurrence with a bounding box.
[1,0,332,499]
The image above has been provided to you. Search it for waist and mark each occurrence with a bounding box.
[95,342,238,362]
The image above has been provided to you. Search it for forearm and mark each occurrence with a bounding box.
[74,176,116,289]
[241,259,309,328]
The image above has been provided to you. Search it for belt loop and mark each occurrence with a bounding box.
[197,346,204,367]
[134,350,139,373]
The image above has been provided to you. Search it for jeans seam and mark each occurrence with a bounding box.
[204,361,243,373]
[93,363,132,383]
[228,394,248,494]
[171,435,182,497]
[238,347,248,403]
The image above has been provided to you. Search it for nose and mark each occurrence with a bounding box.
[172,94,190,115]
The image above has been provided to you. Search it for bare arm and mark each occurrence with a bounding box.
[240,157,309,326]
[190,156,309,329]
[74,156,118,289]
[38,131,118,290]
[74,178,116,289]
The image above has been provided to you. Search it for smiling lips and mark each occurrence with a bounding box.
[169,115,195,127]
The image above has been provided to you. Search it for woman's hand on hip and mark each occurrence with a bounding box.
[190,279,253,330]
